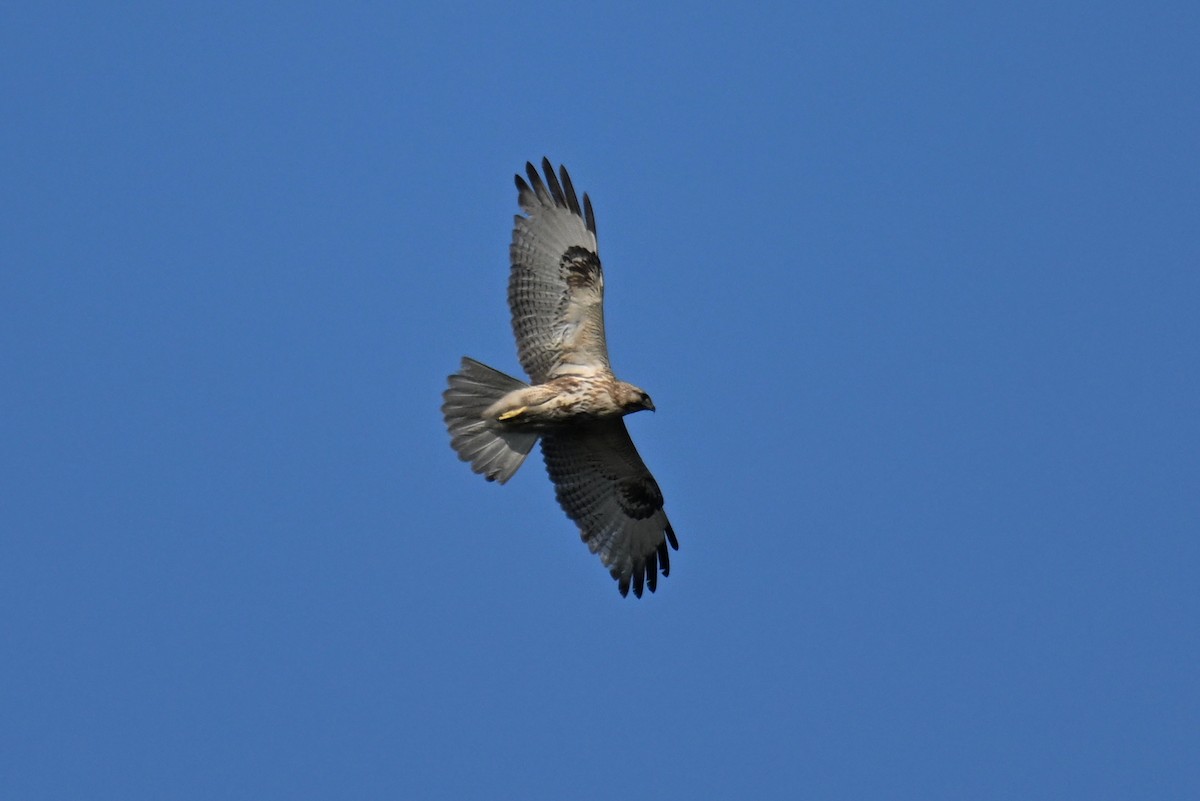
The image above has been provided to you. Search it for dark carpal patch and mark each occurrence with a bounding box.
[617,476,664,519]
[561,246,602,288]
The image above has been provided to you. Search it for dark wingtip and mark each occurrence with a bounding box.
[525,161,543,194]
[646,551,659,593]
[514,173,532,204]
[559,165,583,218]
[665,522,679,550]
[583,193,596,236]
[618,574,631,597]
[658,540,671,577]
[541,157,568,208]
[516,160,593,235]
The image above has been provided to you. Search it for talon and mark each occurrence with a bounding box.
[497,406,527,421]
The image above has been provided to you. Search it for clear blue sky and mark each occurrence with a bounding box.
[3,3,1197,799]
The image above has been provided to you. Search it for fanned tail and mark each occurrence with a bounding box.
[441,357,538,483]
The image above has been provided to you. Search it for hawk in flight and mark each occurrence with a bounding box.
[442,159,678,597]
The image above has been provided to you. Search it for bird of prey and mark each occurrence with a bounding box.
[442,159,678,597]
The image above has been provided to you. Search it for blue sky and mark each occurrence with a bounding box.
[3,3,1198,799]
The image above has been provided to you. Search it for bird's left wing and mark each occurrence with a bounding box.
[509,159,609,384]
[540,419,678,597]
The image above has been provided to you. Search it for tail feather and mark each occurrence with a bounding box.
[442,357,538,483]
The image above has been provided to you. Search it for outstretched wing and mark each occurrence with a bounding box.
[509,159,609,384]
[540,420,678,598]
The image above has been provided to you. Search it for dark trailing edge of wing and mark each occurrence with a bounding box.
[512,159,597,238]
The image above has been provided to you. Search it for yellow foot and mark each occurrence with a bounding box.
[497,406,527,421]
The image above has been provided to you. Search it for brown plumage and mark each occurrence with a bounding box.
[442,159,677,597]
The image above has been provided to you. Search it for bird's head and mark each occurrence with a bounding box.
[616,382,656,414]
